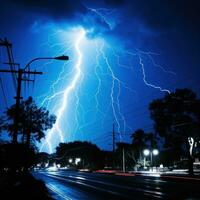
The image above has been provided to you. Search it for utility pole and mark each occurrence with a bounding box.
[0,38,68,143]
[112,123,115,153]
[0,38,17,89]
[0,69,42,143]
[122,147,125,172]
[112,123,115,169]
[1,37,42,143]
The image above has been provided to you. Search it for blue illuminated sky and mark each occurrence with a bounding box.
[0,0,200,153]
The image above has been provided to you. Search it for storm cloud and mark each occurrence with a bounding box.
[1,0,87,20]
[1,0,200,68]
[1,0,200,37]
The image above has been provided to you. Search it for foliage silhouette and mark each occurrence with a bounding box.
[0,96,56,147]
[149,88,200,175]
[56,141,103,170]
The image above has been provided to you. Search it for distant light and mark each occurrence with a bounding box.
[69,158,73,163]
[75,158,81,165]
[76,158,81,162]
[143,149,150,156]
[153,149,159,155]
[57,164,61,168]
[151,173,161,177]
[46,166,58,171]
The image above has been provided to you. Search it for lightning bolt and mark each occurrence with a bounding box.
[138,53,171,94]
[127,50,171,94]
[40,29,85,153]
[38,8,175,153]
[98,41,123,137]
[87,7,114,30]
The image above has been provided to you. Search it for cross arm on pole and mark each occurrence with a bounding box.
[0,69,43,75]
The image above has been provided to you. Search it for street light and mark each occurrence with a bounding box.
[54,55,69,61]
[24,55,69,70]
[143,149,150,156]
[152,149,159,156]
[143,149,159,169]
[75,158,81,165]
[13,55,69,143]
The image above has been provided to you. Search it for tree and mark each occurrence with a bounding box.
[1,97,56,147]
[145,132,159,149]
[35,152,50,168]
[149,88,200,175]
[0,118,3,132]
[56,141,103,170]
[131,129,147,161]
[0,143,35,172]
[115,142,136,171]
[131,129,158,168]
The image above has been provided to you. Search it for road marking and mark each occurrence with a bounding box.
[45,172,165,199]
[46,183,72,200]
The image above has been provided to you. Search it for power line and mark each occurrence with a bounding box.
[9,44,18,91]
[0,76,8,108]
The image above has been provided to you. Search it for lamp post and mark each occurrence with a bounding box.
[143,149,159,170]
[24,55,69,70]
[13,55,69,143]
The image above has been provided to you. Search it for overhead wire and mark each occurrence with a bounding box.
[0,75,8,108]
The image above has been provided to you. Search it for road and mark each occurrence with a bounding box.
[33,170,200,200]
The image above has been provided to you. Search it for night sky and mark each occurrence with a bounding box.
[0,0,200,153]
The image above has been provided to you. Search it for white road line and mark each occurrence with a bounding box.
[46,183,72,200]
[45,173,164,199]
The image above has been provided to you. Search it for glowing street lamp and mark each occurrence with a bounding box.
[143,149,159,169]
[152,149,159,156]
[143,149,150,156]
[75,158,81,165]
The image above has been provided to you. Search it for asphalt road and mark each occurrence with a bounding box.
[33,170,200,200]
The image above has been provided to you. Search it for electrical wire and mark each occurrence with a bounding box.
[0,76,8,108]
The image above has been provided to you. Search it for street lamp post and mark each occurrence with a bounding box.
[13,55,69,143]
[24,55,69,70]
[143,149,159,170]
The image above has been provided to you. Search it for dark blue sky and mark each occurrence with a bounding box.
[0,0,200,153]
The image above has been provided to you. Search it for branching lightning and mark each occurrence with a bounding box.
[39,8,175,153]
[132,50,171,94]
[99,41,123,136]
[40,29,85,153]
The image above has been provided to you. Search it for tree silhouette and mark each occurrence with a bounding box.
[131,129,147,161]
[115,142,136,170]
[0,143,35,172]
[56,141,103,170]
[145,132,158,149]
[35,152,50,168]
[1,96,56,147]
[149,88,200,175]
[131,129,158,167]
